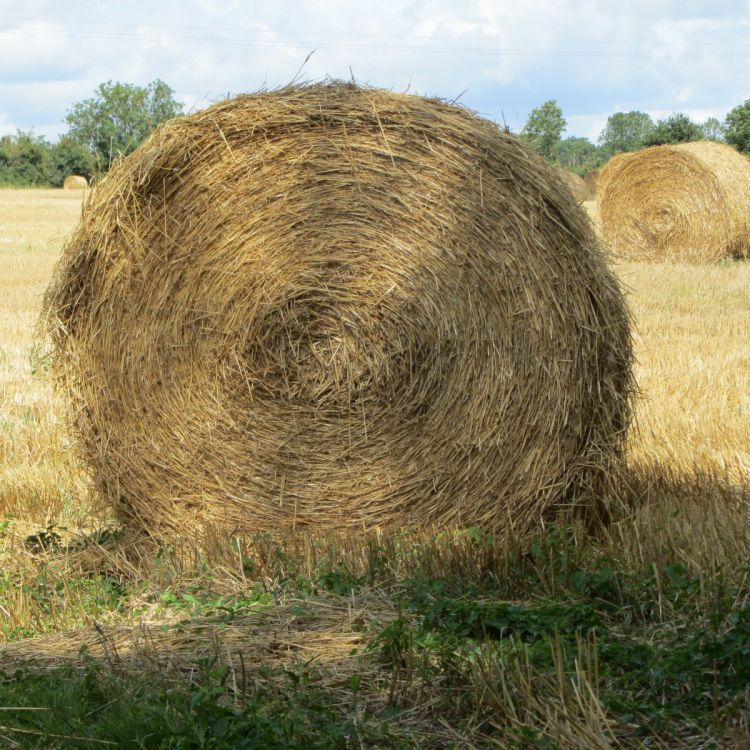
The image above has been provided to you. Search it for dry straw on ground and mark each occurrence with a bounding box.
[62,175,88,190]
[43,82,633,542]
[598,141,750,262]
[559,170,589,202]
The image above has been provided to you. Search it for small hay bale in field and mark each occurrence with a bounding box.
[598,141,750,262]
[43,83,633,542]
[63,175,88,190]
[559,170,589,203]
[584,169,600,200]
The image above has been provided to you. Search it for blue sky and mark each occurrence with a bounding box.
[1,0,748,143]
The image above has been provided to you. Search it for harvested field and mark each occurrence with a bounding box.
[1,192,748,539]
[0,189,88,527]
[0,187,748,747]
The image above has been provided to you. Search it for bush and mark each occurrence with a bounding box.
[725,100,750,154]
[641,113,703,147]
[0,131,95,187]
[557,136,607,175]
[0,131,55,186]
[598,111,655,155]
[50,137,95,186]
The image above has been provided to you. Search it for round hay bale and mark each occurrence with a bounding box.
[43,83,633,541]
[596,153,631,202]
[63,175,88,190]
[598,141,750,262]
[583,169,600,200]
[559,169,589,203]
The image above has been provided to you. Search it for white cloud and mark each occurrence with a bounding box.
[566,113,609,143]
[0,0,748,142]
[647,106,734,124]
[565,104,733,144]
[0,113,17,137]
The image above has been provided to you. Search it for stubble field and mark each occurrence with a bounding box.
[0,188,748,748]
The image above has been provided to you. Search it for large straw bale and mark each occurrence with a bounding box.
[43,83,633,541]
[559,169,589,202]
[63,175,88,190]
[598,141,750,262]
[596,153,630,203]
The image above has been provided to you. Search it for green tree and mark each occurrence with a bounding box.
[700,117,725,142]
[598,111,654,155]
[0,132,94,187]
[65,79,183,169]
[725,100,750,153]
[0,131,55,186]
[556,136,606,175]
[50,136,95,186]
[521,100,566,161]
[642,113,703,146]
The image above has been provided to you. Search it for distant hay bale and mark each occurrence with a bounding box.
[559,170,589,202]
[598,141,750,262]
[584,170,600,200]
[63,175,88,190]
[43,83,633,542]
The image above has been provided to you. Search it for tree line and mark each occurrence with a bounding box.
[0,80,183,187]
[521,100,750,175]
[2,79,749,186]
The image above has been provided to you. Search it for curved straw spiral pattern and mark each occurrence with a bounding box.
[599,141,750,262]
[44,83,633,541]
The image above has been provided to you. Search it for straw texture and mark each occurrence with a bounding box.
[598,141,750,262]
[559,170,588,202]
[43,83,633,541]
[63,175,88,190]
[584,170,600,200]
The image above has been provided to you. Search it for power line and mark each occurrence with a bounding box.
[1,14,749,47]
[0,16,748,59]
[0,27,747,60]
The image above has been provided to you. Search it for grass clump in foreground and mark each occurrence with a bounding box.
[0,660,401,749]
[0,509,749,749]
[372,528,750,747]
[3,191,750,748]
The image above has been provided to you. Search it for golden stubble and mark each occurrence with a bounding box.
[0,189,748,736]
[620,260,750,481]
[0,188,747,538]
[0,188,90,531]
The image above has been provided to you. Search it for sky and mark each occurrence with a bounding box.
[1,0,749,143]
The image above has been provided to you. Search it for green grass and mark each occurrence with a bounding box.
[372,531,750,746]
[0,660,404,749]
[1,526,749,748]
